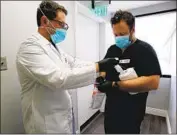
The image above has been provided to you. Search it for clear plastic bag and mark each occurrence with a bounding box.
[90,85,105,109]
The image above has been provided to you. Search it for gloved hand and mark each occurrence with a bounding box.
[106,68,120,81]
[96,80,113,93]
[95,76,120,93]
[96,76,105,84]
[97,58,119,72]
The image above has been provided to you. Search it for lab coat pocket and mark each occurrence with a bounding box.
[45,112,70,133]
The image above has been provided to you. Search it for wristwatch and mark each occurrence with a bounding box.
[112,81,119,89]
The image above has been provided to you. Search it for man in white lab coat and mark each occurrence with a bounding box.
[16,0,119,133]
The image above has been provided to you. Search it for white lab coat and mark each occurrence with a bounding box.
[16,32,97,133]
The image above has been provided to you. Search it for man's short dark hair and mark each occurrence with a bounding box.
[37,0,68,27]
[111,10,135,30]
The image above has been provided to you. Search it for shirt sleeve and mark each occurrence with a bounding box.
[65,52,95,68]
[104,46,120,81]
[104,47,111,59]
[17,43,97,91]
[135,45,162,77]
[63,49,100,78]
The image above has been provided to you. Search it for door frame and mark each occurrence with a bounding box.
[73,2,106,132]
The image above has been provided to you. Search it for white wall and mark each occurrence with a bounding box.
[146,78,171,110]
[99,23,106,59]
[135,12,176,75]
[134,12,176,111]
[1,1,77,133]
[76,13,99,126]
[105,23,115,52]
[168,29,176,133]
[169,76,176,133]
[1,1,40,133]
[75,2,104,128]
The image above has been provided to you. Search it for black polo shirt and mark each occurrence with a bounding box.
[104,39,162,133]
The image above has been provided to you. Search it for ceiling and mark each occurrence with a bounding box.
[78,1,172,22]
[79,1,169,12]
[107,1,169,12]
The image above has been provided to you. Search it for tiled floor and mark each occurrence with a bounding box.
[83,113,167,134]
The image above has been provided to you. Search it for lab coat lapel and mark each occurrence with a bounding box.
[34,32,66,67]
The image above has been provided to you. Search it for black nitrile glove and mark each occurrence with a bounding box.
[96,76,105,84]
[95,76,120,93]
[97,58,119,72]
[106,68,121,82]
[96,80,113,93]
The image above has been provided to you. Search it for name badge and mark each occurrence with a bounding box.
[119,59,130,64]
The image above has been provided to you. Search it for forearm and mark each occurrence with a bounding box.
[95,63,99,72]
[100,72,106,77]
[73,58,100,73]
[116,75,160,92]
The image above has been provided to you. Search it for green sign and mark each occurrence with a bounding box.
[91,5,107,17]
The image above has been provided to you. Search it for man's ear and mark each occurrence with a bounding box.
[132,25,135,33]
[41,16,49,26]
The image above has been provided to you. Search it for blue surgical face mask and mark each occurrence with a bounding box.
[50,28,66,44]
[39,7,66,45]
[115,35,131,49]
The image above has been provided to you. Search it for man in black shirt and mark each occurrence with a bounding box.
[96,10,162,134]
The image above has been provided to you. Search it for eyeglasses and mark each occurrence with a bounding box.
[52,20,69,30]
